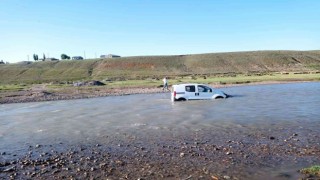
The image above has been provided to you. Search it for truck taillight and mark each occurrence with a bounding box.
[174,91,176,97]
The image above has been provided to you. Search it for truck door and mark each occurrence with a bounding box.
[185,85,197,100]
[197,85,213,99]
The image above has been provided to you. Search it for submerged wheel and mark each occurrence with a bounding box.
[177,98,186,101]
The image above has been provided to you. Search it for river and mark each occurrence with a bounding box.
[1,82,320,179]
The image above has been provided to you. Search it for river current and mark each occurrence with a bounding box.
[1,82,319,153]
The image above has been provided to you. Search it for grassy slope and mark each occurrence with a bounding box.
[1,50,320,85]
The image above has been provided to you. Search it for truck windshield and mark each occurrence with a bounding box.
[198,85,212,92]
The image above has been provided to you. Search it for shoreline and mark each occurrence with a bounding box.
[0,80,318,104]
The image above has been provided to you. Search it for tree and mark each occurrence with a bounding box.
[33,54,38,61]
[61,54,70,60]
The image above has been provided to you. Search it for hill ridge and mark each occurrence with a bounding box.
[1,50,320,84]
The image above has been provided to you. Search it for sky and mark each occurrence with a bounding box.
[0,0,319,63]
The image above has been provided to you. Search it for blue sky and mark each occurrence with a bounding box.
[0,0,319,62]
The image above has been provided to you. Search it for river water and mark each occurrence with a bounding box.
[1,82,320,178]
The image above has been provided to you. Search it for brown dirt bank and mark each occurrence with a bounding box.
[0,81,315,104]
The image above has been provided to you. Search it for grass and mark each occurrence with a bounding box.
[113,73,320,87]
[0,84,30,92]
[43,73,320,90]
[300,165,320,176]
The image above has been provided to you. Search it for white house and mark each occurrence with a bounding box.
[100,54,121,58]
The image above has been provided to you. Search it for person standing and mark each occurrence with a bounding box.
[162,77,169,91]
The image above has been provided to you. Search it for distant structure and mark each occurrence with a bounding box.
[17,61,33,65]
[100,54,121,59]
[44,58,59,61]
[0,60,4,64]
[72,56,84,60]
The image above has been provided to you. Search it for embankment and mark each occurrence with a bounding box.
[1,50,320,84]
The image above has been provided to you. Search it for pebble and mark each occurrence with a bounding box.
[99,163,107,168]
[223,175,231,179]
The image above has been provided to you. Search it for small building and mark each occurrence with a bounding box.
[72,56,84,60]
[44,58,59,61]
[100,54,121,58]
[0,60,4,64]
[17,61,33,65]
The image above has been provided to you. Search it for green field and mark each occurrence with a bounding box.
[100,73,320,88]
[1,50,320,85]
[2,72,319,94]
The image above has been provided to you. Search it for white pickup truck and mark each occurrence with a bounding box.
[171,83,229,101]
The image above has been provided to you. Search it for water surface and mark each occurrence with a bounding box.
[1,82,319,152]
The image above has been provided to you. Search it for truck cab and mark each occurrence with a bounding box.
[171,83,227,101]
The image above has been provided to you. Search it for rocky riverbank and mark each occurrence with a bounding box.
[1,128,319,179]
[0,86,165,104]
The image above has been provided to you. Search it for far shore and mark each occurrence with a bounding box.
[0,80,318,104]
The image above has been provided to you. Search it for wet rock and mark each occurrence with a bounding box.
[269,136,275,140]
[1,152,6,155]
[115,160,125,166]
[180,153,185,157]
[2,166,16,172]
[211,175,219,180]
[52,169,60,174]
[9,173,17,179]
[276,172,291,178]
[36,144,41,148]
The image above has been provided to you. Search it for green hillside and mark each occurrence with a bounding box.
[1,50,320,84]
